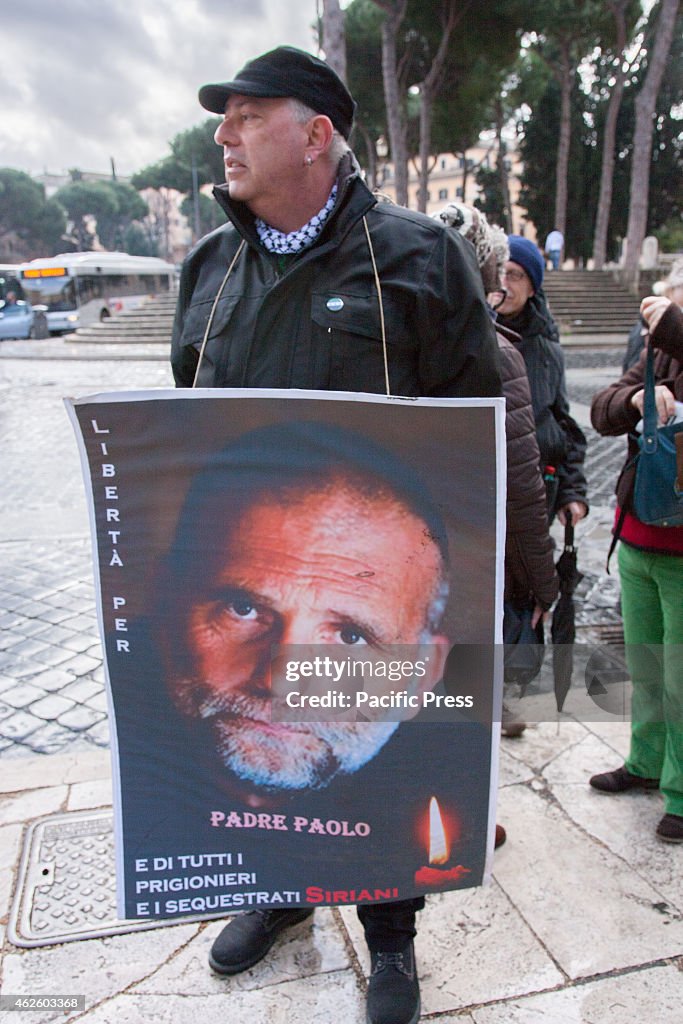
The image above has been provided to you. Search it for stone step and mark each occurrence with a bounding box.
[65,333,172,345]
[67,331,171,343]
[80,320,174,332]
[65,293,178,344]
[543,270,639,335]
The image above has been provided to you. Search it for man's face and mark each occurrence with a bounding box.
[165,485,448,797]
[214,95,309,217]
[496,260,535,317]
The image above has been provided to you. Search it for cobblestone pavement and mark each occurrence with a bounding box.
[0,352,172,756]
[0,340,630,757]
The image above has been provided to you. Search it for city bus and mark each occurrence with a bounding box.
[19,252,177,333]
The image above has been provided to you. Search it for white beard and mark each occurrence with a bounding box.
[169,679,398,791]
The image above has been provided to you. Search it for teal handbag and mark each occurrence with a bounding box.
[632,343,683,527]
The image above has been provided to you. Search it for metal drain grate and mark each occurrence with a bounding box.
[8,811,218,948]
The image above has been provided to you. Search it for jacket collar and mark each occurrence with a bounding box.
[494,319,522,345]
[499,299,547,339]
[211,152,377,253]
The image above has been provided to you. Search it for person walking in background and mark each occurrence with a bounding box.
[495,235,588,529]
[544,229,564,271]
[589,294,683,844]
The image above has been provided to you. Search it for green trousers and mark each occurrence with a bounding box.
[619,542,683,816]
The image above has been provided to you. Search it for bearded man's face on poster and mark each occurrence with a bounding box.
[161,479,450,798]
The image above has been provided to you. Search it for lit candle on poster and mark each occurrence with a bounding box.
[414,796,470,887]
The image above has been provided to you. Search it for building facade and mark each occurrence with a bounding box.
[376,136,535,240]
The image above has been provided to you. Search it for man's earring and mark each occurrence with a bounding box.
[305,155,313,167]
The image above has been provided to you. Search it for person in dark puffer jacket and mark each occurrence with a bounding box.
[434,205,559,739]
[434,206,558,618]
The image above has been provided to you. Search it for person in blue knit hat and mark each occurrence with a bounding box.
[495,235,588,529]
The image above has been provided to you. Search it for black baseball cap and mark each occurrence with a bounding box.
[198,45,356,139]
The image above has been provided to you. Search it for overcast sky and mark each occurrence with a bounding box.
[2,0,321,179]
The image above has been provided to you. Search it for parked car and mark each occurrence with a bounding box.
[0,292,35,339]
[0,295,50,340]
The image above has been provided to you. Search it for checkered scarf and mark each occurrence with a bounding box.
[255,186,338,254]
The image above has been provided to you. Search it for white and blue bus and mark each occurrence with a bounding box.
[20,252,176,333]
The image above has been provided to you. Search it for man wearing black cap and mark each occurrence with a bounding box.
[171,45,502,1024]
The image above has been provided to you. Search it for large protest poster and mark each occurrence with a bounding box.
[66,389,505,922]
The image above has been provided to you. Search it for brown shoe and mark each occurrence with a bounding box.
[502,721,526,738]
[589,765,659,794]
[656,814,683,844]
[495,824,506,849]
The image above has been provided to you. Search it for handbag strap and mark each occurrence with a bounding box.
[642,337,658,454]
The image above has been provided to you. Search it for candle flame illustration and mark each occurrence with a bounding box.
[428,796,449,865]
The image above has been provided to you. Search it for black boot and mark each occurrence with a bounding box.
[366,941,420,1024]
[209,908,314,975]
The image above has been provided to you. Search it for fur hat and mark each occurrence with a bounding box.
[434,202,509,293]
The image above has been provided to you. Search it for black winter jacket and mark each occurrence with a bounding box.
[498,301,588,517]
[497,325,559,609]
[171,156,501,399]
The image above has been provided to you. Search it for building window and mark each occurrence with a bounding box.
[456,187,464,198]
[440,158,447,169]
[438,188,448,200]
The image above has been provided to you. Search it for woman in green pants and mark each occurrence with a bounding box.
[589,295,683,842]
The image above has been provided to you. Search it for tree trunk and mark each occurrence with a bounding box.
[554,41,572,238]
[376,0,409,206]
[416,0,467,212]
[623,0,680,283]
[321,0,347,83]
[495,98,513,233]
[417,91,433,212]
[592,1,630,269]
[357,122,379,187]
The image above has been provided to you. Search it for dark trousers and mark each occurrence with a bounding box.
[356,896,425,952]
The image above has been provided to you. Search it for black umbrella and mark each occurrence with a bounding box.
[551,521,583,711]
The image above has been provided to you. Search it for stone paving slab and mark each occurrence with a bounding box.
[493,784,683,978]
[468,965,683,1024]
[1,924,201,1024]
[76,973,368,1024]
[133,914,351,996]
[341,884,565,1013]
